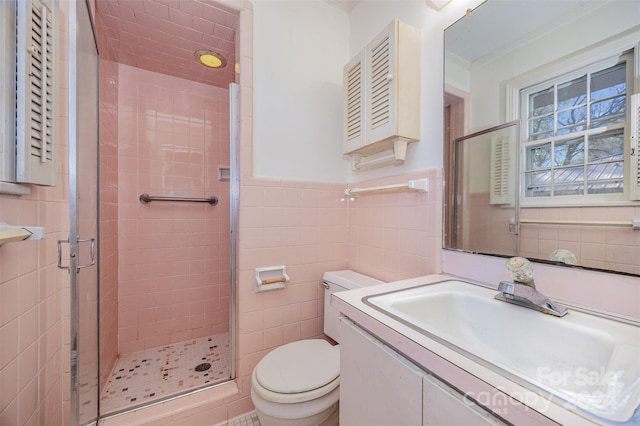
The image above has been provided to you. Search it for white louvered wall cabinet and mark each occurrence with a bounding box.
[343,19,421,170]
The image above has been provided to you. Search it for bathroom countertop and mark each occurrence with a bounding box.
[332,274,606,426]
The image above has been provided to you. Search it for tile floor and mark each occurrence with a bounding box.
[228,412,261,426]
[100,333,231,414]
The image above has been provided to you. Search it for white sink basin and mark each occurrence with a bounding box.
[364,280,640,422]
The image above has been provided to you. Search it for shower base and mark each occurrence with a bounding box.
[100,332,231,415]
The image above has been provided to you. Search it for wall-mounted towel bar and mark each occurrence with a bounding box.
[345,178,429,196]
[520,218,640,230]
[139,193,219,205]
[0,222,45,246]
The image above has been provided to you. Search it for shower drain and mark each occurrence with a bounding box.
[195,363,212,372]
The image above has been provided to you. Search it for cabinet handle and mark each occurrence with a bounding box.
[386,73,394,81]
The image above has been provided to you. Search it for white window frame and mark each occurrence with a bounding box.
[503,32,640,207]
[520,55,630,205]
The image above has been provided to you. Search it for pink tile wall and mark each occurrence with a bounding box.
[458,196,640,275]
[520,206,640,275]
[116,64,231,354]
[0,195,68,426]
[463,192,516,255]
[0,3,69,424]
[235,178,349,414]
[228,171,444,416]
[98,56,119,392]
[347,170,443,282]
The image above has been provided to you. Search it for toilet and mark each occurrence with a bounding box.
[250,270,383,426]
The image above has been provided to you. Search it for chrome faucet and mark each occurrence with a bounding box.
[494,257,568,317]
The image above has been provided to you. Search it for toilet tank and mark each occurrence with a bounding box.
[322,270,384,342]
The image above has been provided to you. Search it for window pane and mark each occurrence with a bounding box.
[554,184,584,196]
[529,86,554,117]
[554,138,584,166]
[557,106,586,132]
[525,170,551,197]
[528,115,553,140]
[526,185,551,197]
[587,178,623,194]
[587,160,623,181]
[591,62,626,102]
[558,75,587,110]
[590,95,626,127]
[527,144,551,169]
[588,130,624,162]
[528,169,550,185]
[525,170,550,197]
[554,165,584,184]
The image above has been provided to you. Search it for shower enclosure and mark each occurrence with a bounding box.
[69,0,239,423]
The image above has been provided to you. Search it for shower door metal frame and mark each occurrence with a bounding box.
[68,0,100,424]
[229,82,239,380]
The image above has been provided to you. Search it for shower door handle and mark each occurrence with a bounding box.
[76,237,96,271]
[57,237,96,271]
[57,239,70,271]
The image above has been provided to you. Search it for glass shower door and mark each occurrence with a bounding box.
[68,1,99,424]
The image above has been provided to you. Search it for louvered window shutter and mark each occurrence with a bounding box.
[631,93,640,201]
[16,0,57,186]
[489,135,514,205]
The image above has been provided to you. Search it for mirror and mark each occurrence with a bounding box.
[444,0,640,276]
[447,122,518,259]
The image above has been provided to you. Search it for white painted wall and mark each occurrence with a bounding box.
[252,0,484,183]
[252,0,350,182]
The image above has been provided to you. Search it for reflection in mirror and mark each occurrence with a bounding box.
[446,122,518,258]
[444,0,640,276]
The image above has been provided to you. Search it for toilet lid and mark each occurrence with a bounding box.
[255,339,339,394]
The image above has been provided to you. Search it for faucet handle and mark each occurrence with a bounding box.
[506,257,535,288]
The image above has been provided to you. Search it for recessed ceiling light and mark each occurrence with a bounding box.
[195,49,227,68]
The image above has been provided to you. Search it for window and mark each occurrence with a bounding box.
[520,51,637,204]
[0,0,57,193]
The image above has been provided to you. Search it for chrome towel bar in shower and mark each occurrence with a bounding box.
[139,193,219,206]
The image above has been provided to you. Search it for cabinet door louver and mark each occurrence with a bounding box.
[343,53,365,153]
[369,35,391,131]
[16,0,57,186]
[346,61,362,141]
[490,135,514,205]
[631,93,640,200]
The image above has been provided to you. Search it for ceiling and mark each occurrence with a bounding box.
[96,0,238,88]
[445,0,605,63]
[326,0,360,12]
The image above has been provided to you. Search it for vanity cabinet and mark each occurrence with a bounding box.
[343,19,421,168]
[340,316,423,425]
[340,318,505,426]
[422,372,505,425]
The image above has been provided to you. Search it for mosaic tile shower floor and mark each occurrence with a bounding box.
[100,333,231,414]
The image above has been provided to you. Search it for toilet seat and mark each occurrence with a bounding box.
[253,339,340,404]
